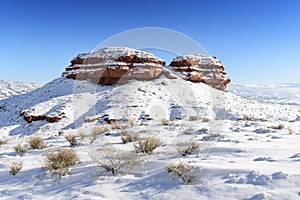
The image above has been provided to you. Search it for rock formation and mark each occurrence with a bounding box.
[169,54,231,90]
[63,47,230,90]
[62,47,168,85]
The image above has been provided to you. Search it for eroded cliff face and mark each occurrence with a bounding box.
[170,54,231,90]
[62,47,230,90]
[62,47,167,85]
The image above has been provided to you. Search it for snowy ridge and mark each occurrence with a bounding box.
[0,80,43,100]
[228,83,300,106]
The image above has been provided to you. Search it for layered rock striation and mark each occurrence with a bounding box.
[169,54,231,90]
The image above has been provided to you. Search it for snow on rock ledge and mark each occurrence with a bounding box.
[62,47,170,85]
[169,54,231,90]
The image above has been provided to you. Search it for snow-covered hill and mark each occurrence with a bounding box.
[0,80,43,100]
[0,77,299,200]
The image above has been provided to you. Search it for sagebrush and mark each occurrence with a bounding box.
[167,161,201,183]
[176,139,201,156]
[134,137,162,154]
[45,148,78,177]
[91,146,143,174]
[28,136,45,149]
[9,160,23,176]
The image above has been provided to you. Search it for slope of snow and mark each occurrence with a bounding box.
[0,80,43,100]
[0,77,299,199]
[228,83,300,106]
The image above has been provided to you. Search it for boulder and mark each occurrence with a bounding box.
[170,54,231,90]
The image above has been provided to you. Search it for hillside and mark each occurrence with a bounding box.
[0,47,299,199]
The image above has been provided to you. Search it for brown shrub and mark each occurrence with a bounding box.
[133,137,162,154]
[28,136,45,149]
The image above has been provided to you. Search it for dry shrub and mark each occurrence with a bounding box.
[45,148,78,177]
[14,144,29,156]
[202,133,221,141]
[167,161,201,183]
[78,131,87,139]
[134,137,162,154]
[65,133,78,147]
[287,127,294,135]
[161,119,171,126]
[184,128,194,135]
[90,126,104,144]
[128,118,136,127]
[201,117,211,122]
[176,139,201,156]
[121,132,140,144]
[9,160,23,176]
[28,136,45,149]
[0,136,9,145]
[268,124,285,130]
[91,146,143,175]
[188,116,199,121]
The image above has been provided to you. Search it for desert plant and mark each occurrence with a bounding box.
[201,117,211,122]
[90,126,104,144]
[287,127,294,135]
[91,146,143,175]
[8,160,23,176]
[128,118,136,127]
[133,137,162,154]
[78,131,87,139]
[28,136,45,149]
[0,136,9,145]
[188,116,199,121]
[121,132,140,144]
[161,119,171,126]
[65,133,78,147]
[14,144,29,156]
[176,139,201,156]
[202,133,222,141]
[45,148,78,177]
[167,161,201,183]
[184,128,194,135]
[268,124,285,130]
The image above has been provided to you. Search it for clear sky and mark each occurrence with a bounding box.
[0,0,299,84]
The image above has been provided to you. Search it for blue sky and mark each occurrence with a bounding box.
[0,0,299,84]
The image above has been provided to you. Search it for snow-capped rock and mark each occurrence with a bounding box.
[169,54,231,90]
[62,47,168,85]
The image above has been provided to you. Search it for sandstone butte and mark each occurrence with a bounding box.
[62,47,230,90]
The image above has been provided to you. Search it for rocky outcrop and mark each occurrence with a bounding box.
[62,47,231,90]
[170,54,231,90]
[62,47,169,85]
[20,111,65,123]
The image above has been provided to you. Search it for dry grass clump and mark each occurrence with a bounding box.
[268,124,285,130]
[120,132,140,144]
[133,137,162,154]
[8,160,23,176]
[91,146,143,175]
[28,136,45,149]
[201,117,211,122]
[202,133,222,141]
[14,143,29,156]
[45,148,78,177]
[167,161,201,184]
[65,133,78,147]
[0,136,9,145]
[176,139,201,156]
[161,119,171,126]
[287,127,295,135]
[188,116,199,121]
[128,118,136,127]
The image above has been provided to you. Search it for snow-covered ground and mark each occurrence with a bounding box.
[0,78,299,200]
